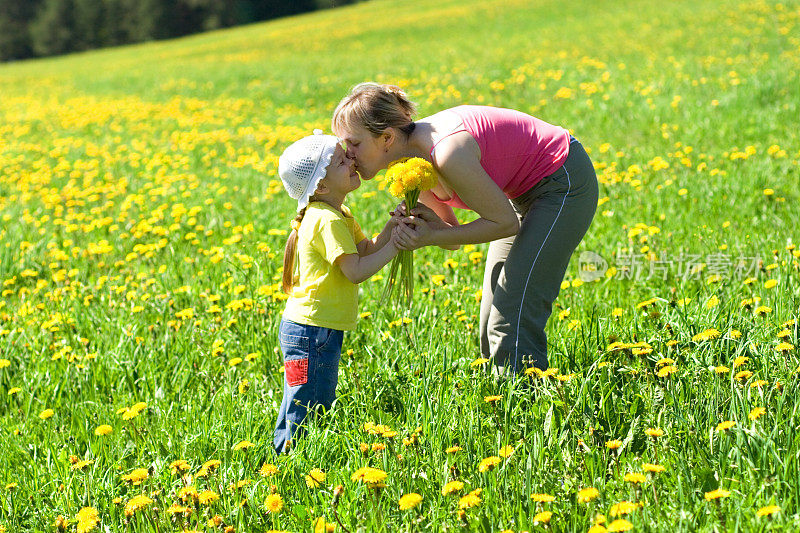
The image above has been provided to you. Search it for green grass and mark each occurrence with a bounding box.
[1,0,799,531]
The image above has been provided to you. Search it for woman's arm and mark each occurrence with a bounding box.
[395,135,519,249]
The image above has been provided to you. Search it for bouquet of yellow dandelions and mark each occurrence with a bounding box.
[382,157,439,305]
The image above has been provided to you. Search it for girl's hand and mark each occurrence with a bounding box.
[390,201,407,217]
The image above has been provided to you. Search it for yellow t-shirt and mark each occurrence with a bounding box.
[283,202,367,331]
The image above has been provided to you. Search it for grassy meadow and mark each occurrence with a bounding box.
[1,0,800,531]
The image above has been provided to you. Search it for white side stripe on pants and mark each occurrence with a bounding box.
[513,164,572,362]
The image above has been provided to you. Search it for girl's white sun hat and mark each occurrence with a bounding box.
[278,129,340,211]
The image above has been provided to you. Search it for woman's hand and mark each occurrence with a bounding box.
[409,203,448,229]
[393,215,432,251]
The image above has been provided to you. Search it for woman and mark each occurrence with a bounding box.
[332,82,598,373]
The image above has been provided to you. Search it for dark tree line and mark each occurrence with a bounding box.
[0,0,362,61]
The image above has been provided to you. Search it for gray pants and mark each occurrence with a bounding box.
[480,139,598,372]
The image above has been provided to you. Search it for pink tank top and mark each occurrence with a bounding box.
[429,105,570,209]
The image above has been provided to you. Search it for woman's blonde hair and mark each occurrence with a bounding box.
[332,82,418,137]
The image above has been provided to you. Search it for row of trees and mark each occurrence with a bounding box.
[0,0,362,62]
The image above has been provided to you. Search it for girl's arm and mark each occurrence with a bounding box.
[336,241,398,284]
[356,211,402,256]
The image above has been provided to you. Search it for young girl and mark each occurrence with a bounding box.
[273,130,398,454]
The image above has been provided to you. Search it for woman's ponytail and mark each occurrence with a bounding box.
[281,208,307,294]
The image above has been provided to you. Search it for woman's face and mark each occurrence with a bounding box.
[338,125,387,181]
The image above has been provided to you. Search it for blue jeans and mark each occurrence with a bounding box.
[273,319,343,454]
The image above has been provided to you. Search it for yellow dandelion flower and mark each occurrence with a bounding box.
[644,428,664,438]
[624,472,647,484]
[39,409,54,420]
[715,365,730,374]
[169,459,190,474]
[756,505,780,517]
[704,488,731,501]
[259,463,278,477]
[749,407,766,420]
[776,342,795,353]
[75,507,99,533]
[606,439,623,450]
[470,357,490,368]
[499,445,514,458]
[94,425,112,436]
[398,493,422,510]
[121,468,149,485]
[478,456,502,472]
[458,489,482,509]
[716,420,735,432]
[642,463,665,473]
[533,510,552,523]
[232,440,254,451]
[588,526,608,533]
[350,467,387,484]
[446,445,462,454]
[442,480,464,495]
[607,519,633,532]
[264,493,283,514]
[578,487,600,503]
[735,370,753,381]
[530,493,555,503]
[124,495,153,517]
[198,490,219,505]
[484,395,502,403]
[609,501,639,517]
[657,365,677,377]
[306,469,326,489]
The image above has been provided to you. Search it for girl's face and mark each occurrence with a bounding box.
[321,144,361,197]
[338,125,388,180]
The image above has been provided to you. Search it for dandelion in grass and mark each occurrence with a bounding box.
[776,342,794,354]
[76,507,99,533]
[607,519,634,532]
[733,355,749,368]
[606,439,623,451]
[704,488,731,501]
[198,490,219,505]
[169,459,190,475]
[167,504,190,515]
[714,365,730,374]
[399,493,423,510]
[350,466,387,484]
[479,456,501,472]
[94,425,112,436]
[264,493,284,514]
[749,407,766,420]
[624,472,647,484]
[484,395,502,403]
[609,501,639,517]
[382,157,439,305]
[39,409,54,420]
[716,420,735,432]
[442,480,464,495]
[735,370,753,381]
[499,445,514,458]
[642,463,665,473]
[121,468,148,485]
[232,440,254,451]
[756,505,780,517]
[578,487,600,503]
[446,445,462,454]
[458,488,482,509]
[533,510,552,524]
[306,469,326,489]
[588,526,608,533]
[657,365,677,377]
[470,357,490,368]
[124,495,153,517]
[530,493,555,503]
[313,517,336,532]
[645,428,664,438]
